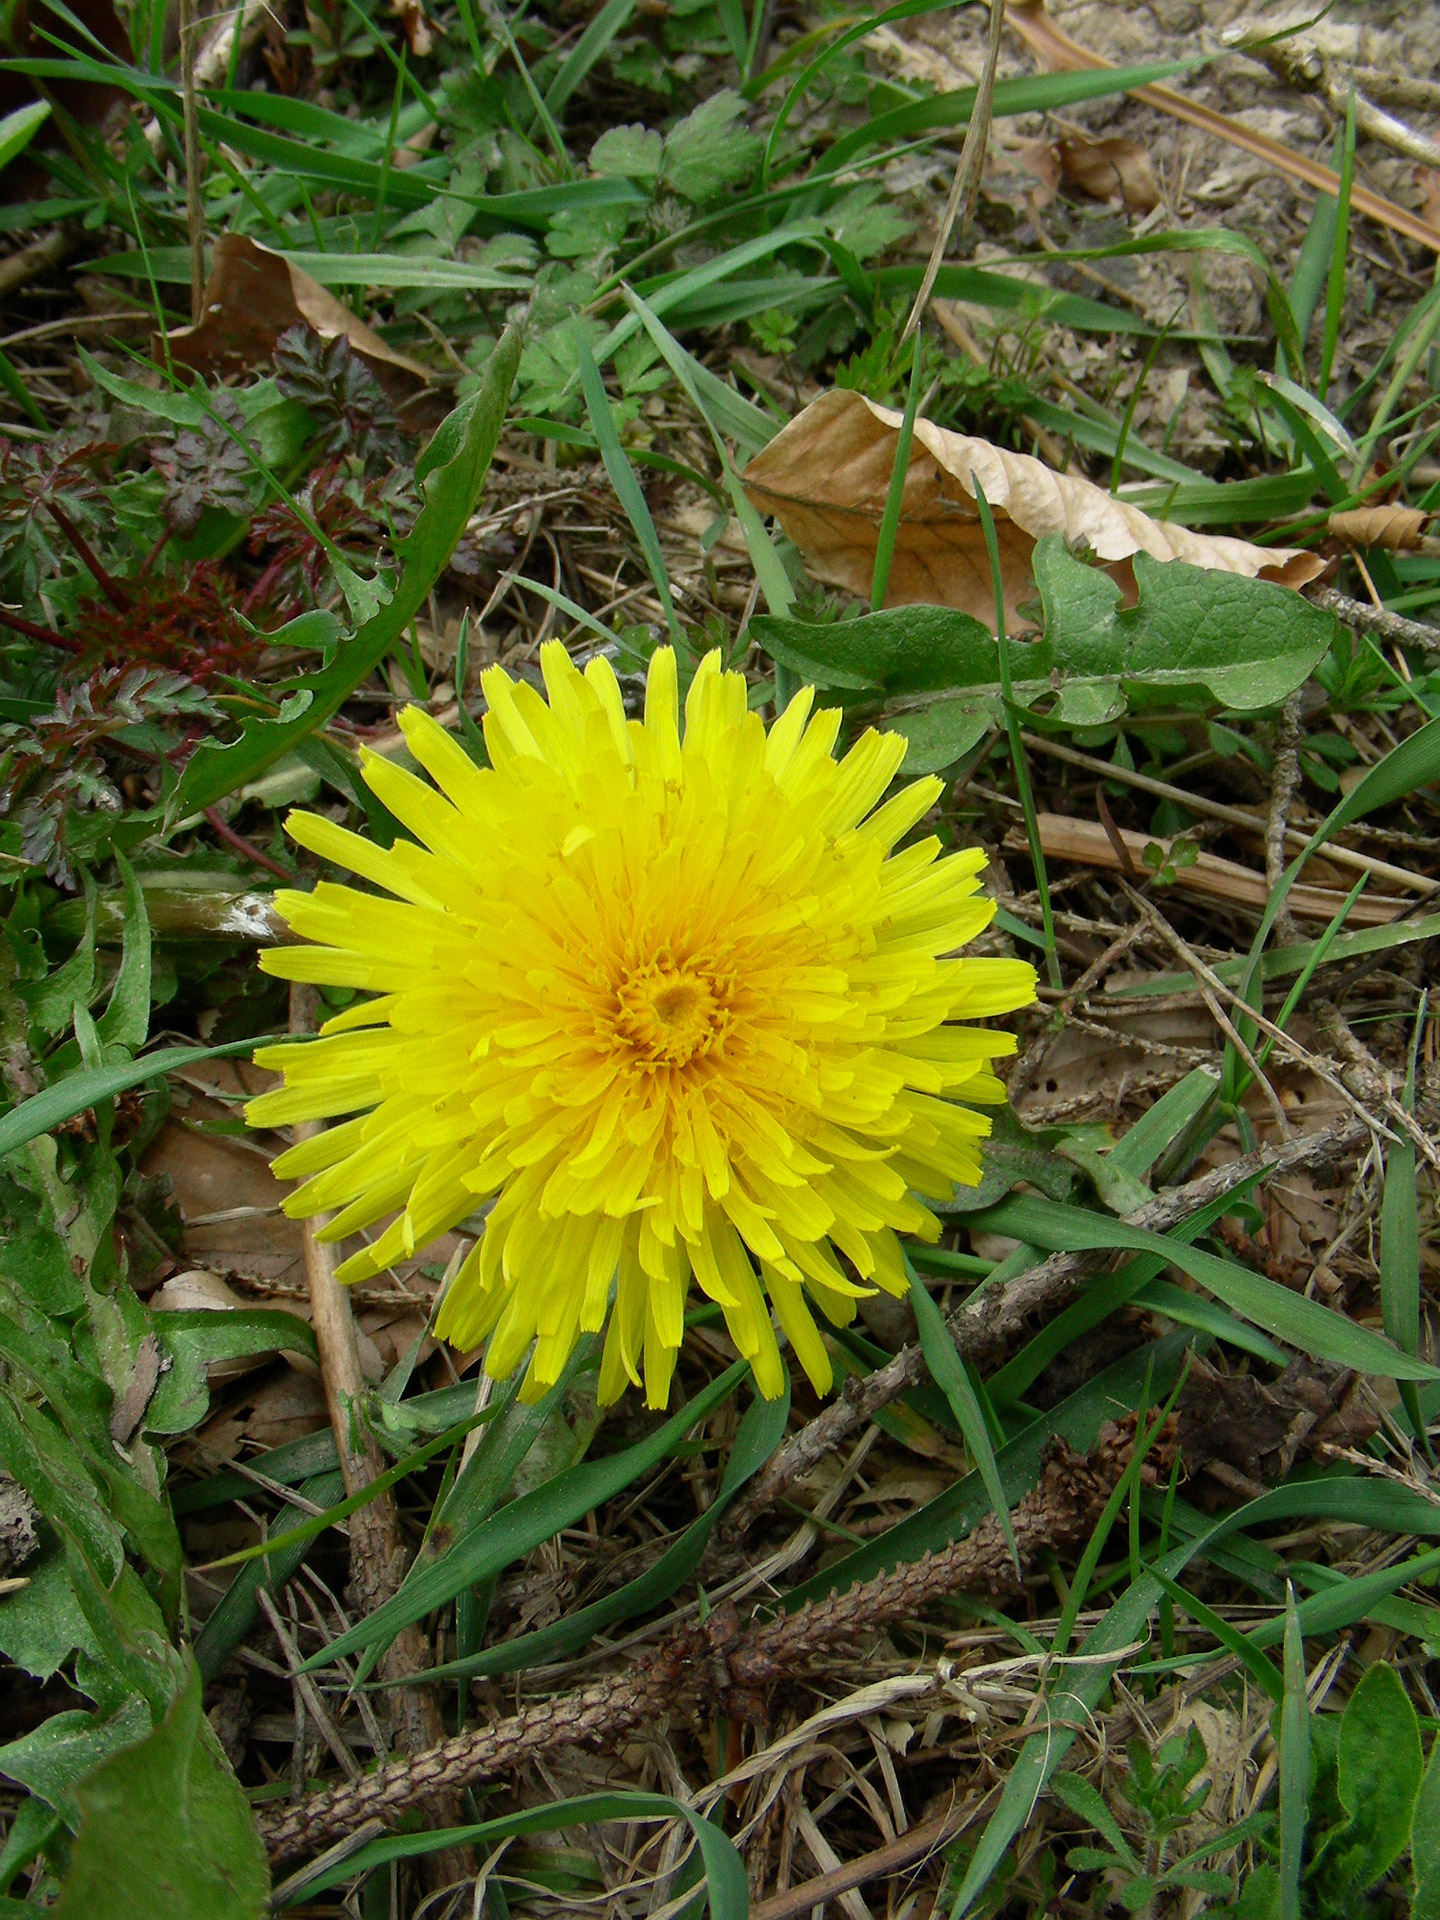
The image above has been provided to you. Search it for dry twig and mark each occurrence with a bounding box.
[1307,584,1440,655]
[1266,691,1305,948]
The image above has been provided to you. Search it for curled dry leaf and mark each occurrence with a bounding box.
[166,233,432,409]
[1056,133,1161,213]
[989,133,1159,215]
[987,136,1060,209]
[389,0,433,58]
[740,388,1323,630]
[1328,504,1430,551]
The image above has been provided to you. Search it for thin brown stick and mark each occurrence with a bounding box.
[750,1790,992,1920]
[1247,36,1440,173]
[285,984,471,1885]
[902,0,1006,344]
[204,805,292,881]
[1011,814,1405,926]
[1118,884,1290,1137]
[0,227,72,304]
[260,1432,1127,1865]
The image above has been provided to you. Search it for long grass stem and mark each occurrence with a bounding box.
[971,476,1061,990]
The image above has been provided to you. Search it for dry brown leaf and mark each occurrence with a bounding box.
[986,137,1060,209]
[1007,0,1440,255]
[740,388,1322,629]
[1328,504,1429,551]
[1418,167,1440,233]
[1056,133,1161,213]
[228,1369,330,1451]
[141,1069,306,1290]
[390,0,433,57]
[165,233,432,407]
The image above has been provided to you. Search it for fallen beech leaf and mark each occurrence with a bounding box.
[1007,0,1440,254]
[988,136,1060,208]
[1056,133,1161,213]
[741,388,1322,629]
[166,233,432,409]
[1328,505,1429,551]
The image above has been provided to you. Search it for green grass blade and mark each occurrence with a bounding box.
[906,1254,1016,1568]
[788,1332,1197,1609]
[973,475,1060,990]
[588,222,829,372]
[1110,911,1440,1000]
[384,1385,789,1686]
[1286,149,1339,372]
[620,286,793,614]
[544,0,639,118]
[1054,1378,1178,1656]
[193,1471,345,1681]
[870,329,923,611]
[1107,1068,1220,1178]
[575,322,682,642]
[1318,90,1356,403]
[1145,1561,1283,1703]
[713,0,748,75]
[281,1791,748,1914]
[817,58,1205,180]
[754,0,959,187]
[1383,995,1427,1445]
[1383,1136,1422,1435]
[987,1164,1266,1410]
[0,1037,278,1156]
[1279,1586,1309,1920]
[984,1194,1440,1380]
[194,1407,496,1573]
[0,99,49,175]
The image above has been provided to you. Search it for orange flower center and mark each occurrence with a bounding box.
[610,955,733,1068]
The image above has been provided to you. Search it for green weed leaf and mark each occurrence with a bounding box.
[52,1663,268,1919]
[1331,1662,1422,1892]
[753,544,1336,774]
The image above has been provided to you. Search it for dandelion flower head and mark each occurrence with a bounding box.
[247,644,1036,1408]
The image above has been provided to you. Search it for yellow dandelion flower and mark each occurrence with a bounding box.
[247,643,1036,1409]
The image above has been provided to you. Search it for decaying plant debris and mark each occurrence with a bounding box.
[0,0,1439,1916]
